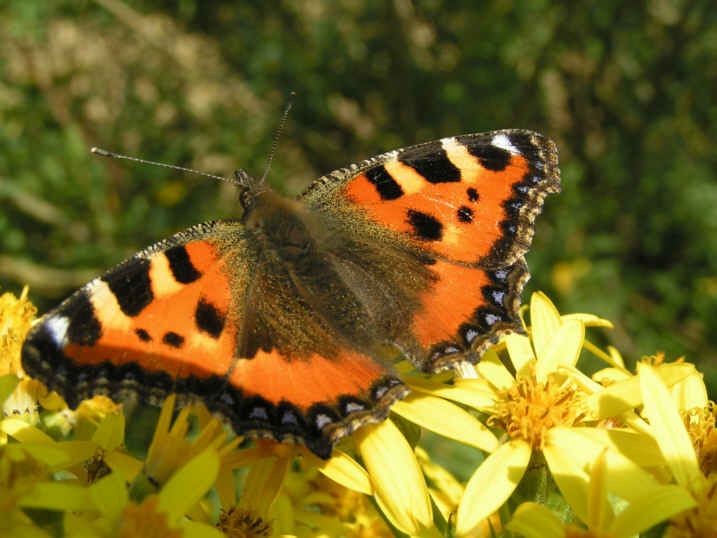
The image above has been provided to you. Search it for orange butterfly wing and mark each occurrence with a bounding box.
[302,130,560,371]
[22,222,404,458]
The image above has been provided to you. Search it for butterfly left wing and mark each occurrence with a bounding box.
[300,129,560,371]
[22,221,406,458]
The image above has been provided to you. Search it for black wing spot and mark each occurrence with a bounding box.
[407,209,443,241]
[135,328,152,342]
[165,245,202,284]
[62,291,102,346]
[457,206,474,223]
[399,142,461,183]
[465,144,511,171]
[162,331,185,348]
[102,258,153,317]
[365,166,404,200]
[195,298,225,339]
[467,187,479,202]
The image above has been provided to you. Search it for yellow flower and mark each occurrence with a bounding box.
[134,393,241,500]
[507,445,695,537]
[0,443,55,536]
[64,447,224,538]
[0,286,36,376]
[638,363,717,536]
[415,446,463,524]
[429,292,613,536]
[273,457,393,537]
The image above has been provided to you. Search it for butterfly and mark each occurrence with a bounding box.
[21,130,560,458]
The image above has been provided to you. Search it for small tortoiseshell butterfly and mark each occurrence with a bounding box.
[22,130,560,458]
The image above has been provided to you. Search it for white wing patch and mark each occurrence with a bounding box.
[491,133,520,155]
[45,315,70,347]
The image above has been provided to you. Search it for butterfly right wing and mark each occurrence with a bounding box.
[300,130,560,371]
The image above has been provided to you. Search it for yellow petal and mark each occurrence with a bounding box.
[608,485,696,537]
[391,393,498,452]
[90,471,128,520]
[221,446,273,469]
[542,440,590,523]
[416,446,463,506]
[0,374,20,404]
[146,393,176,462]
[504,333,534,376]
[239,454,291,518]
[671,370,708,410]
[92,412,125,451]
[455,440,530,536]
[404,375,498,411]
[104,450,143,482]
[294,507,353,536]
[354,419,432,535]
[19,482,93,511]
[305,448,372,495]
[536,319,584,381]
[1,417,55,443]
[587,448,612,533]
[14,442,69,469]
[4,522,53,538]
[638,363,704,493]
[592,367,631,385]
[215,466,237,508]
[562,313,614,328]
[529,291,562,359]
[506,502,564,538]
[546,427,664,505]
[572,427,664,468]
[476,348,514,391]
[590,362,694,419]
[52,440,98,469]
[269,492,295,535]
[159,448,220,522]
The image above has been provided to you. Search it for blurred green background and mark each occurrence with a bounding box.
[1,0,715,406]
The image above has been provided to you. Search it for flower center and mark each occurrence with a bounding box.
[490,372,587,448]
[683,403,717,476]
[218,508,272,538]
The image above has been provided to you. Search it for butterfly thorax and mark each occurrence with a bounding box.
[241,188,322,262]
[218,186,436,363]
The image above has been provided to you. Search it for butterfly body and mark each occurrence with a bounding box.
[22,129,560,458]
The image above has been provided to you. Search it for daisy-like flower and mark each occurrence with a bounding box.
[411,292,700,536]
[404,292,607,536]
[64,447,224,538]
[132,393,242,500]
[638,363,717,535]
[268,454,393,537]
[506,442,695,537]
[388,292,606,535]
[0,286,36,376]
[0,442,66,538]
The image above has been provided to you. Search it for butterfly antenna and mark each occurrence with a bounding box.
[259,91,296,184]
[90,147,242,187]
